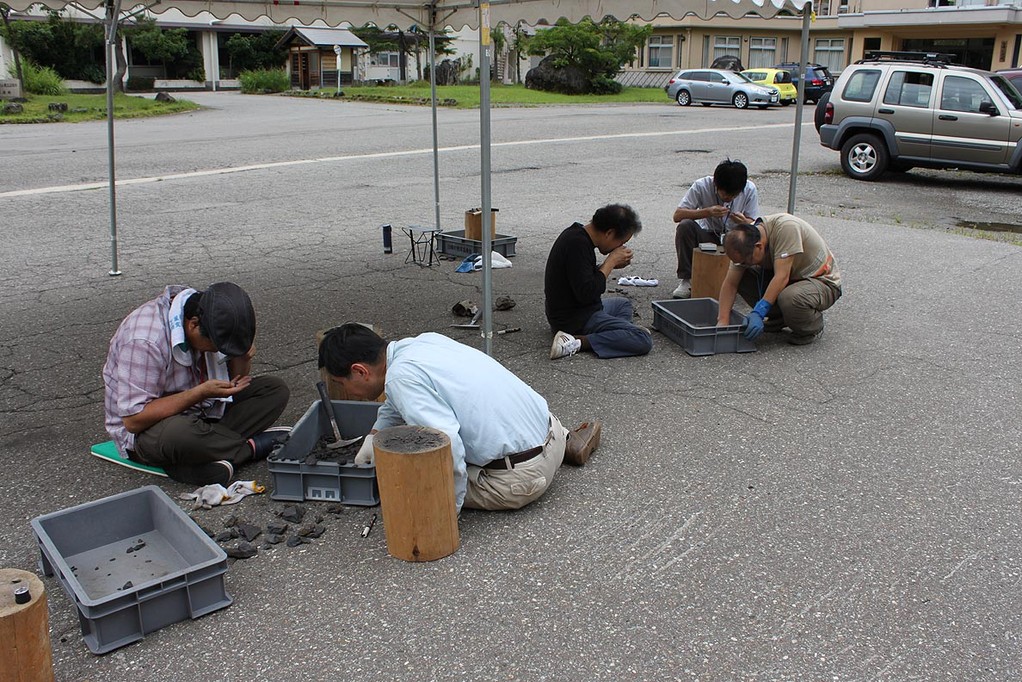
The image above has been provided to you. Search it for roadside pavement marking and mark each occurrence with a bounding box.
[0,122,805,199]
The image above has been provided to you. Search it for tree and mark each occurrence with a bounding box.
[125,19,188,70]
[224,31,285,76]
[524,18,651,94]
[4,11,105,83]
[0,4,25,91]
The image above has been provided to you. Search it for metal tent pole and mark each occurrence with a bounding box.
[105,0,123,276]
[786,5,812,214]
[429,23,441,232]
[478,2,493,355]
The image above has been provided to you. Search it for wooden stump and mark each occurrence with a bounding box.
[373,426,459,562]
[691,248,731,300]
[0,569,54,682]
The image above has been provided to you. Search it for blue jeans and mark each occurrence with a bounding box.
[581,298,653,359]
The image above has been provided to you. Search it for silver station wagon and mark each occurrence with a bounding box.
[665,68,779,109]
[818,51,1022,180]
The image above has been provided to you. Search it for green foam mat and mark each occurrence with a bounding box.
[90,441,168,477]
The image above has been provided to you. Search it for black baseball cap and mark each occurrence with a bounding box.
[198,282,255,357]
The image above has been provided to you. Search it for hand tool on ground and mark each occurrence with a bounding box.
[315,381,364,449]
[449,307,484,329]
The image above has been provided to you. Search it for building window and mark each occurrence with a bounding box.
[814,38,846,74]
[748,37,776,68]
[372,51,400,68]
[713,36,741,63]
[648,35,673,69]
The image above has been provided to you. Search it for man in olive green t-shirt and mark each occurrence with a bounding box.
[717,213,842,346]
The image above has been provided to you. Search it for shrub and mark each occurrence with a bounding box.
[20,61,66,95]
[126,76,156,92]
[238,69,290,93]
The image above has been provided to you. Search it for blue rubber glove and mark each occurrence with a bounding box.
[744,299,773,341]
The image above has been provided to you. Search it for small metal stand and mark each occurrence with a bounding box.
[401,225,441,267]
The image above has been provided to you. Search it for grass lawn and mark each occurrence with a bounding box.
[0,93,199,124]
[311,82,669,108]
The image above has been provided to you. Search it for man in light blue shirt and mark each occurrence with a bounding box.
[318,325,600,512]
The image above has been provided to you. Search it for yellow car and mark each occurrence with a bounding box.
[741,69,798,106]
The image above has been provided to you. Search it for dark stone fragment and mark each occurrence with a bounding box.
[494,295,516,311]
[266,521,288,535]
[2,102,24,115]
[314,514,325,524]
[305,454,319,466]
[48,102,68,112]
[525,55,589,95]
[325,504,345,515]
[264,533,283,545]
[286,535,309,548]
[199,525,217,538]
[279,505,305,523]
[223,515,239,528]
[230,527,240,539]
[155,91,176,102]
[238,523,261,542]
[214,530,234,543]
[126,540,145,553]
[227,541,258,559]
[120,580,133,590]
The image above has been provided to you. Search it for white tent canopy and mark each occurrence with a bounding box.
[6,0,811,28]
[5,0,813,354]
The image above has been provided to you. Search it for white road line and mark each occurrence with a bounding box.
[0,122,805,199]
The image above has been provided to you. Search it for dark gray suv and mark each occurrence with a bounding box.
[818,52,1022,181]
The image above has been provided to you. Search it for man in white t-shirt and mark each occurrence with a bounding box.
[671,159,760,299]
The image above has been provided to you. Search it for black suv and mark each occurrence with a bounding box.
[773,62,834,103]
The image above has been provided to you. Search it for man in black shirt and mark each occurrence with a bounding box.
[544,204,653,360]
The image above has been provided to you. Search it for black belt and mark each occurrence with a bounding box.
[483,445,543,470]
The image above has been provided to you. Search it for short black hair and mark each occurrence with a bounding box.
[591,203,642,238]
[724,223,760,260]
[318,323,386,378]
[713,159,749,196]
[183,291,210,340]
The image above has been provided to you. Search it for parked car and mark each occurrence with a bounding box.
[773,62,834,103]
[818,51,1022,181]
[997,68,1022,94]
[741,68,797,105]
[665,69,779,109]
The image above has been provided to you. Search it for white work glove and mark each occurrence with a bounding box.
[355,433,375,465]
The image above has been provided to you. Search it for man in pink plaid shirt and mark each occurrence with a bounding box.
[103,282,290,485]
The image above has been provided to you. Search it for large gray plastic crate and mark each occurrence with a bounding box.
[267,400,381,505]
[436,229,517,260]
[31,485,231,654]
[652,298,757,356]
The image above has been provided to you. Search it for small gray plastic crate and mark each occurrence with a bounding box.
[652,298,757,356]
[31,485,231,655]
[436,229,517,260]
[267,400,381,505]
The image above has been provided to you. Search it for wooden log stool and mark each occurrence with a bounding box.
[691,247,731,300]
[0,568,54,682]
[373,426,459,562]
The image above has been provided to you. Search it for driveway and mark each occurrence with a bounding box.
[1,93,1020,680]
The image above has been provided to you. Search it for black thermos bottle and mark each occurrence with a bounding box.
[382,224,393,254]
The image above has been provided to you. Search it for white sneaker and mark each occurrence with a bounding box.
[672,280,692,299]
[550,331,582,360]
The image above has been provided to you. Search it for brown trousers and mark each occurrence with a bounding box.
[134,375,290,480]
[737,269,841,337]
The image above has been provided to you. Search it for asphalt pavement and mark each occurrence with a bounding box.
[1,92,1021,681]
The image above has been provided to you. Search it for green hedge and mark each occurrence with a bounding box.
[13,61,67,96]
[238,69,290,93]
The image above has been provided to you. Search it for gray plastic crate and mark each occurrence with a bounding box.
[31,485,231,655]
[267,400,381,505]
[436,229,517,260]
[652,298,757,356]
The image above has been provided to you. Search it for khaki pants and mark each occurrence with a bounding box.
[463,414,567,511]
[737,271,841,337]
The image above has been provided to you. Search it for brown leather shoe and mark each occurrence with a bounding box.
[563,421,601,466]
